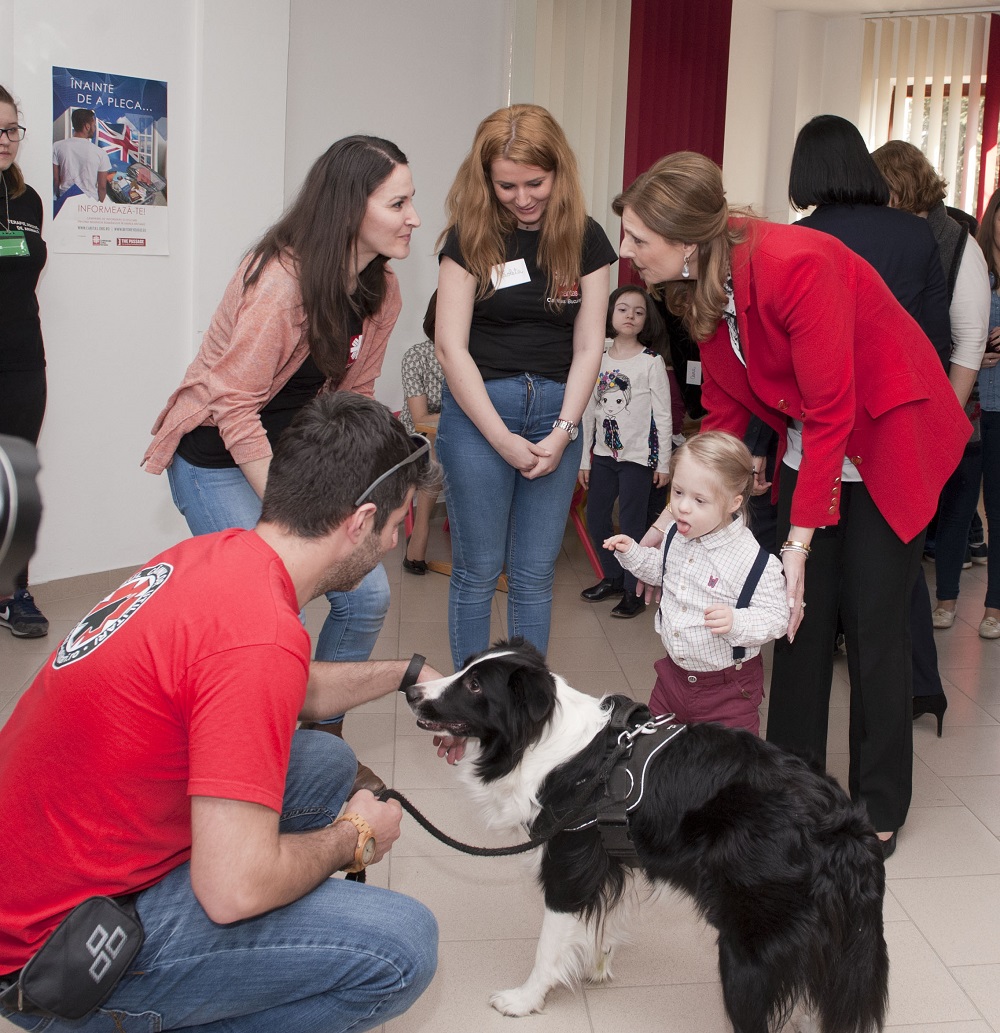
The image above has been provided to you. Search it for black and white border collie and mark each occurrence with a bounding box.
[404,639,888,1033]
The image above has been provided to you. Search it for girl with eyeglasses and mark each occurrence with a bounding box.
[0,85,50,641]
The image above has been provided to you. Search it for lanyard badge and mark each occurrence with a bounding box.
[0,230,29,257]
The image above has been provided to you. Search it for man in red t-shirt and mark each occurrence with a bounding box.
[0,392,443,1032]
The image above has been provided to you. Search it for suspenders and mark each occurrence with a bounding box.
[659,524,770,666]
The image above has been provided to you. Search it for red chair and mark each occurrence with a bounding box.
[570,484,605,579]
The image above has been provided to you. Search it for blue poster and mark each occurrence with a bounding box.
[51,66,168,255]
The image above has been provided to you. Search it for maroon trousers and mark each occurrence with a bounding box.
[650,652,764,734]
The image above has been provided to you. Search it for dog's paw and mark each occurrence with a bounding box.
[588,951,614,984]
[489,987,546,1016]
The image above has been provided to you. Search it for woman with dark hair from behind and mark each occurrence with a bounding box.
[142,135,421,786]
[788,114,955,726]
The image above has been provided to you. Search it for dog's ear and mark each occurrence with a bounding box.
[510,664,555,724]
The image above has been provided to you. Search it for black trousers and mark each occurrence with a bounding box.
[586,455,653,594]
[766,466,922,832]
[0,367,46,592]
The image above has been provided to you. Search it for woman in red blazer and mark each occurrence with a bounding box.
[614,152,970,853]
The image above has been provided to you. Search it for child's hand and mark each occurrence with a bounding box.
[578,469,590,489]
[603,534,634,553]
[704,605,734,635]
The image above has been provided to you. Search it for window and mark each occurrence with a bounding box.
[860,13,992,215]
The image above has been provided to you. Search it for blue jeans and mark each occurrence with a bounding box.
[436,377,583,668]
[982,409,1000,610]
[934,445,984,601]
[0,733,437,1033]
[167,456,390,678]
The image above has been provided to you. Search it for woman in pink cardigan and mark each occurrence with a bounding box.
[142,136,419,778]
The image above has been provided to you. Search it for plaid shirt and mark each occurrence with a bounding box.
[616,516,789,672]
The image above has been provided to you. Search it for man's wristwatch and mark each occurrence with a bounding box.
[553,418,578,441]
[335,813,377,873]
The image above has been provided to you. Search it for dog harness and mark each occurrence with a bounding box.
[565,697,686,867]
[661,523,770,667]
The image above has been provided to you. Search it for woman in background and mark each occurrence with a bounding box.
[435,104,615,668]
[972,188,1000,640]
[0,85,49,640]
[399,291,444,574]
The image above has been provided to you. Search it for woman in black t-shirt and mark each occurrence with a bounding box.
[0,85,49,639]
[435,105,615,667]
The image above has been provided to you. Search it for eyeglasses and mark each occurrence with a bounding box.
[354,434,431,507]
[0,126,26,142]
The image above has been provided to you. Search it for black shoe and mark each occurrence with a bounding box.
[402,556,427,575]
[581,578,624,602]
[912,693,947,737]
[879,831,898,860]
[610,591,646,619]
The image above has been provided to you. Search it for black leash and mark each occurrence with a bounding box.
[374,699,656,857]
[376,788,543,856]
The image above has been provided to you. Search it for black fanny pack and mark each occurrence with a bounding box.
[3,896,144,1020]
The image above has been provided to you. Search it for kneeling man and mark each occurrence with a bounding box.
[0,392,442,1032]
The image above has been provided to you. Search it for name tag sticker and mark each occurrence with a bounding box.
[0,231,29,258]
[490,258,531,290]
[686,360,702,386]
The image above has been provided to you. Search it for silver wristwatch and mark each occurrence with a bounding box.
[552,419,579,441]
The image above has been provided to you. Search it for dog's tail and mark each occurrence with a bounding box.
[810,820,889,1033]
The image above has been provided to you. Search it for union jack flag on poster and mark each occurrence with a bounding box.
[96,118,141,164]
[51,65,168,255]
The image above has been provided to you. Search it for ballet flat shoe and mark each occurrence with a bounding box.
[979,617,1000,639]
[931,607,956,629]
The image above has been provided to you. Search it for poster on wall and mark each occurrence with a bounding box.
[51,66,168,255]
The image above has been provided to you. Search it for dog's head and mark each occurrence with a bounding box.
[404,638,557,782]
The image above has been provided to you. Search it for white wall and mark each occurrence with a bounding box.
[723,0,778,213]
[1,0,290,583]
[284,0,511,415]
[724,1,868,223]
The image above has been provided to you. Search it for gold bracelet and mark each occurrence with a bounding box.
[781,539,811,554]
[780,544,810,558]
[652,523,669,534]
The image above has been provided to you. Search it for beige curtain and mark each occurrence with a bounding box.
[860,12,991,212]
[509,0,631,257]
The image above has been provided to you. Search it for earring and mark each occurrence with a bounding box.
[681,253,690,279]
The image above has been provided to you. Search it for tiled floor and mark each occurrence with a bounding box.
[2,517,999,1033]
